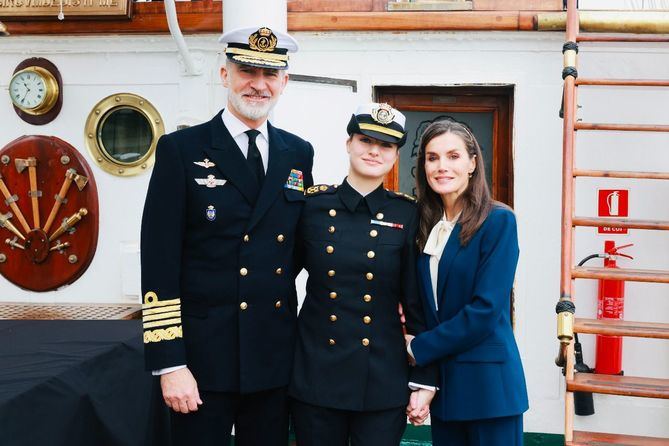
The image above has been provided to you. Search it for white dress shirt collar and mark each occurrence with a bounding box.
[222,107,269,142]
[221,108,269,173]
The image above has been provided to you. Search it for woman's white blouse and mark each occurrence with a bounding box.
[422,214,458,310]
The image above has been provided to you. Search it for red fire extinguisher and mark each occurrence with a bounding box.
[595,240,633,375]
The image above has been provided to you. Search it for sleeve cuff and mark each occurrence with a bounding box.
[152,364,187,376]
[408,382,438,391]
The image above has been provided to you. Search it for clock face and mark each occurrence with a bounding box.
[9,69,48,110]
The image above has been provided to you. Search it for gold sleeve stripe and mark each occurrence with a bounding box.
[225,47,289,61]
[144,326,183,344]
[143,304,181,316]
[358,123,404,139]
[143,311,182,323]
[143,318,182,329]
[142,297,181,309]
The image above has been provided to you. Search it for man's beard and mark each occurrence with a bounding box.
[228,89,276,121]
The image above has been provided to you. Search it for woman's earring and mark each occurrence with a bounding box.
[469,171,474,178]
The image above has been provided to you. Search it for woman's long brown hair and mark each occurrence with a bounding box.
[415,119,493,249]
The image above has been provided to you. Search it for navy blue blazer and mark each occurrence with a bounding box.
[411,205,528,421]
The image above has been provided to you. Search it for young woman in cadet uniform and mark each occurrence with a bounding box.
[289,103,437,446]
[406,119,528,446]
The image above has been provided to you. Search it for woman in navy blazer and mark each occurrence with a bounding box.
[405,119,528,446]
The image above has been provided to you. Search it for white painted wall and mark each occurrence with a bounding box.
[0,30,667,437]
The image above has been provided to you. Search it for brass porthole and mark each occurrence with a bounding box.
[84,93,164,176]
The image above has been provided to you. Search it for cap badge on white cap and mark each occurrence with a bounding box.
[371,103,395,125]
[249,27,278,53]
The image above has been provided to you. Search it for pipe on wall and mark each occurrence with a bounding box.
[164,0,200,76]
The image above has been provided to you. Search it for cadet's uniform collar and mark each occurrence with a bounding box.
[339,178,386,215]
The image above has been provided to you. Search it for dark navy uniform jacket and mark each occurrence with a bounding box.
[140,109,314,393]
[412,206,529,421]
[289,179,437,411]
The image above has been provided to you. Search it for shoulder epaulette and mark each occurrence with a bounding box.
[388,190,417,203]
[305,184,338,196]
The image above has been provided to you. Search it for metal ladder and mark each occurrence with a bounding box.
[556,1,669,444]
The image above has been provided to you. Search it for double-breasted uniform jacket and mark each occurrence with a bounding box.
[140,109,314,393]
[411,206,529,421]
[289,180,436,412]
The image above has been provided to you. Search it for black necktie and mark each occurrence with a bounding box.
[245,129,265,185]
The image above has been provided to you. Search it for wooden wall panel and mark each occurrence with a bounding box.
[473,0,562,10]
[2,0,553,35]
[288,11,522,31]
[472,0,562,11]
[288,0,376,12]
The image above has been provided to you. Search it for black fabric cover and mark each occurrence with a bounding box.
[0,320,169,446]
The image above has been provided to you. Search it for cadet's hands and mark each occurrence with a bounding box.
[160,367,203,413]
[406,388,435,426]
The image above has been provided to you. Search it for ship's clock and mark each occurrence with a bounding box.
[9,58,63,125]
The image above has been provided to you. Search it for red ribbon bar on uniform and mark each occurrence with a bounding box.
[370,219,403,229]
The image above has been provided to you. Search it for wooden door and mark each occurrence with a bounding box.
[376,86,514,206]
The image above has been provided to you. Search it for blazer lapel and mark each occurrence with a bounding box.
[436,223,462,310]
[202,110,260,205]
[418,253,439,321]
[246,123,294,232]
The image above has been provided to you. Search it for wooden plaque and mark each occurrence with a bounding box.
[0,0,132,20]
[0,136,99,291]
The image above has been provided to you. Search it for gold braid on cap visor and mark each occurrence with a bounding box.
[226,47,289,61]
[358,123,404,139]
[231,55,286,68]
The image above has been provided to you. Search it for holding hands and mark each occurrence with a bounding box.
[406,388,435,425]
[404,333,435,425]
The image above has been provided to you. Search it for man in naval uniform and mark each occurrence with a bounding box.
[140,26,314,445]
